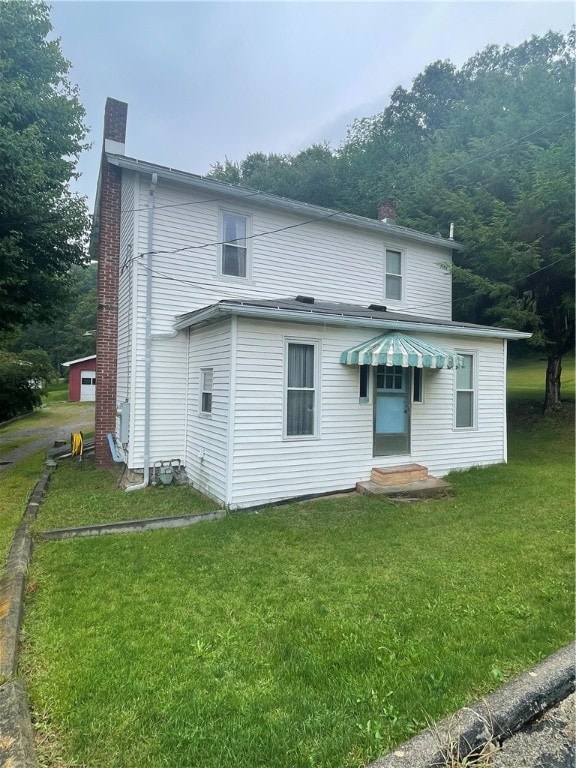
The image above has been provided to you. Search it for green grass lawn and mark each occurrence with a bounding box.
[34,463,218,530]
[0,452,46,567]
[18,358,575,768]
[42,379,69,404]
[507,354,575,401]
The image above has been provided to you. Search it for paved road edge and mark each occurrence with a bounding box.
[368,641,575,768]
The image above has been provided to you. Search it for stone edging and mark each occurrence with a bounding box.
[0,472,50,768]
[0,473,50,679]
[367,641,576,768]
[41,509,226,540]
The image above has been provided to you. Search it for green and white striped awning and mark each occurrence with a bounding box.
[340,332,463,369]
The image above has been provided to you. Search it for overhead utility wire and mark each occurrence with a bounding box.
[138,253,572,319]
[123,108,574,265]
[133,209,345,262]
[439,110,574,177]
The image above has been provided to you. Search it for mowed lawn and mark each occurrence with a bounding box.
[20,359,575,768]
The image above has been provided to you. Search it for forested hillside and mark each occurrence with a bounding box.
[210,31,575,407]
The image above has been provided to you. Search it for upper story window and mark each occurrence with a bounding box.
[220,211,249,279]
[455,353,475,428]
[385,249,403,301]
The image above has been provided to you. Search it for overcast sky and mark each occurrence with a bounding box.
[49,1,574,210]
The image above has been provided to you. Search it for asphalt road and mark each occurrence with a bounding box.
[493,692,575,768]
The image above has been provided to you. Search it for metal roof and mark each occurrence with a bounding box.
[340,332,464,368]
[174,297,532,341]
[61,355,97,367]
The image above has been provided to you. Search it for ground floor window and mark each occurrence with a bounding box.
[413,367,423,403]
[200,368,213,414]
[285,341,318,437]
[455,353,475,428]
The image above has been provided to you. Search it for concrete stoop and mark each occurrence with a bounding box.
[358,463,453,499]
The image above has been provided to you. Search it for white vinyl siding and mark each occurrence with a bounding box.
[186,321,231,503]
[131,176,453,332]
[410,337,506,474]
[122,172,463,477]
[180,314,508,509]
[210,321,506,509]
[116,172,135,405]
[200,368,213,414]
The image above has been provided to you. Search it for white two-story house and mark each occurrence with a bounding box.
[92,98,529,509]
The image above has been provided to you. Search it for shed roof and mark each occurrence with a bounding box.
[61,355,97,367]
[174,297,531,341]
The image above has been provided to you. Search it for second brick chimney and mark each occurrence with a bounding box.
[377,199,397,224]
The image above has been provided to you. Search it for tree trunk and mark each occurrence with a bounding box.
[543,353,562,411]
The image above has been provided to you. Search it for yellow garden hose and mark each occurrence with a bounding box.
[71,432,83,458]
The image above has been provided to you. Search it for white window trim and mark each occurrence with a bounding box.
[283,337,321,441]
[384,247,405,304]
[453,350,477,430]
[199,367,214,417]
[218,208,252,282]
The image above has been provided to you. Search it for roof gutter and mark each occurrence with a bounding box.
[174,304,532,341]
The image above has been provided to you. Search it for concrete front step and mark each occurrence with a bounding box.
[357,476,453,499]
[371,463,429,486]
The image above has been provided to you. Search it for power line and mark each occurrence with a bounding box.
[136,253,572,320]
[130,209,345,262]
[433,109,574,178]
[117,107,574,265]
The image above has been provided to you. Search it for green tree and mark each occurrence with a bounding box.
[18,347,56,386]
[0,0,89,333]
[392,32,575,408]
[5,264,97,369]
[281,30,575,407]
[210,144,339,208]
[0,351,42,420]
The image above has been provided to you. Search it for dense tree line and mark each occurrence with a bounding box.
[210,30,575,407]
[0,0,91,417]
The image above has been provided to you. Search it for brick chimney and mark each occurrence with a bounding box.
[95,98,128,467]
[377,199,397,223]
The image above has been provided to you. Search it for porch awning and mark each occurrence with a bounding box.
[340,332,463,369]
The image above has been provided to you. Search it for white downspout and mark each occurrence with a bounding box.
[126,172,158,492]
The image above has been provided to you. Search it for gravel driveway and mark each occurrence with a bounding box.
[0,403,95,474]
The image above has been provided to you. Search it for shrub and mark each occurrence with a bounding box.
[0,352,43,421]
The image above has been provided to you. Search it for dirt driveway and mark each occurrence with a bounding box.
[0,402,95,474]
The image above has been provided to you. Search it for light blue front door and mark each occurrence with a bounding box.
[374,365,410,456]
